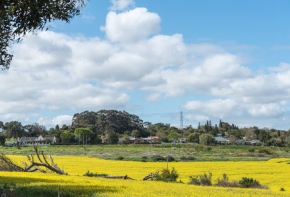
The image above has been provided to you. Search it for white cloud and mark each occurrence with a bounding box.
[52,115,73,127]
[248,103,285,117]
[102,8,161,43]
[184,99,240,118]
[1,4,290,130]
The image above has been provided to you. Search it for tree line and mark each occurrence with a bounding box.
[0,110,290,146]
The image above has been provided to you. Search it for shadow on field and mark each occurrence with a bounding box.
[0,176,119,197]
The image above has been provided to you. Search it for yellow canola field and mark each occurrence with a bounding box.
[0,155,290,197]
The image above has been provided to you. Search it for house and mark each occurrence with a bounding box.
[235,139,262,146]
[141,136,159,144]
[214,134,229,144]
[18,135,56,146]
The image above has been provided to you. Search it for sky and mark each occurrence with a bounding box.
[1,0,290,130]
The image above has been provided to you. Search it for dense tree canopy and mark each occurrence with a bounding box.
[0,0,85,69]
[72,110,145,136]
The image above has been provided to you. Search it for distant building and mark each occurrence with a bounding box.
[18,135,56,146]
[214,134,229,144]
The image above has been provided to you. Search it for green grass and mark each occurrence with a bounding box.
[0,144,288,162]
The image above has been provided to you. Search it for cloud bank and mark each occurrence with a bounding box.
[1,3,290,129]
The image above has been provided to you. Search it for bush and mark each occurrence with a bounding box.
[116,156,124,160]
[188,172,212,186]
[239,177,262,188]
[141,156,147,162]
[204,146,212,151]
[166,155,175,162]
[215,173,239,187]
[83,171,108,177]
[248,148,255,152]
[155,167,179,182]
[258,148,273,154]
[180,156,196,161]
[194,145,204,151]
[151,155,166,162]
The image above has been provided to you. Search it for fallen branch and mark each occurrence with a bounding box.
[104,175,134,180]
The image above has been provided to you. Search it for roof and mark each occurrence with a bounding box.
[214,136,228,142]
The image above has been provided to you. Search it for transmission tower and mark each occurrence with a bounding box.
[180,111,183,130]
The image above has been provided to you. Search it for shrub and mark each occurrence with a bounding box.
[258,148,273,154]
[155,167,179,182]
[215,173,239,187]
[204,146,212,151]
[239,177,261,188]
[141,156,147,162]
[188,172,212,186]
[180,156,196,161]
[248,148,255,152]
[116,156,124,160]
[166,155,175,162]
[151,155,166,162]
[194,145,204,151]
[83,171,108,177]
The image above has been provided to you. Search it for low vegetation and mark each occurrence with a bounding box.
[188,172,267,189]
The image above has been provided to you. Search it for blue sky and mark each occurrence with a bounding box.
[1,0,290,130]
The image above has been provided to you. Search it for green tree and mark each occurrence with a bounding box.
[0,0,85,69]
[74,128,94,144]
[60,130,74,144]
[167,131,180,143]
[104,130,119,144]
[0,135,6,146]
[187,132,200,143]
[3,121,24,138]
[121,134,130,144]
[199,134,215,145]
[131,129,140,138]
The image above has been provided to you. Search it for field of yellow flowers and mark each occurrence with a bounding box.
[0,155,290,196]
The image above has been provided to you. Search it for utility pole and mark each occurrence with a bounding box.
[180,111,183,142]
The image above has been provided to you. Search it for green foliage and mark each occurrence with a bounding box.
[215,173,239,187]
[248,148,255,152]
[116,156,124,160]
[0,136,6,146]
[189,173,267,189]
[104,130,119,144]
[1,0,85,69]
[60,130,75,144]
[199,134,215,145]
[258,148,274,154]
[239,177,261,188]
[166,155,175,162]
[167,132,180,142]
[83,170,108,177]
[180,156,196,161]
[155,167,179,182]
[188,172,212,186]
[141,156,147,162]
[187,132,200,143]
[151,155,166,162]
[194,145,211,151]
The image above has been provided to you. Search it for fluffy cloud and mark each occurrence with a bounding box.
[102,8,161,43]
[1,3,290,130]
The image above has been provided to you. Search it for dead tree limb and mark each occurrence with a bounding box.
[0,146,67,175]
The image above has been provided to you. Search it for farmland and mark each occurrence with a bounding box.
[0,145,290,196]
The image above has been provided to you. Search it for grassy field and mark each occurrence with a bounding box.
[0,144,289,161]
